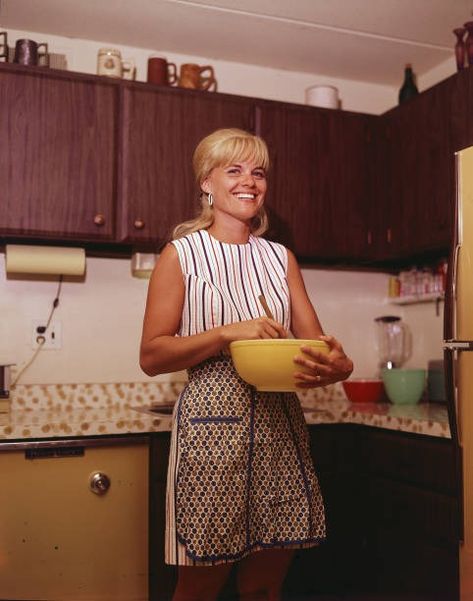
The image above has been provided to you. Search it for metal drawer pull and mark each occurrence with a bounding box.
[89,471,111,495]
[133,218,145,229]
[93,214,106,226]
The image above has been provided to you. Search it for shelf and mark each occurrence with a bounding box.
[387,293,445,305]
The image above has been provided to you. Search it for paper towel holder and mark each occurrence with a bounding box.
[4,244,86,278]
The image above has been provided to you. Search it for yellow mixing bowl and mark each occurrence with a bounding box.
[229,338,329,392]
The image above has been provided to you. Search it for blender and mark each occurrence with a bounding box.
[374,315,412,373]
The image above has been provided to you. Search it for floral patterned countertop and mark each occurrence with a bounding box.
[0,381,451,443]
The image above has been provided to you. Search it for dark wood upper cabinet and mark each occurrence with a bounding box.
[0,65,118,240]
[257,101,375,262]
[378,67,472,261]
[117,85,255,247]
[1,63,471,266]
[384,82,452,257]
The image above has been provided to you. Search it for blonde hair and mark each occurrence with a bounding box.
[172,128,270,239]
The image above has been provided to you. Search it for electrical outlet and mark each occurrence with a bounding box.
[31,320,62,350]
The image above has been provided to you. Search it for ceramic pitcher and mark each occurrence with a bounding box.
[178,63,217,91]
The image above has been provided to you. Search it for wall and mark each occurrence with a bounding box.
[0,255,443,385]
[0,28,445,386]
[418,56,457,91]
[4,27,399,114]
[4,27,457,115]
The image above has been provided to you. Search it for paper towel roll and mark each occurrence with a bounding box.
[5,245,86,276]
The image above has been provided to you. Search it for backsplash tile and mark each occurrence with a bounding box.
[10,380,344,411]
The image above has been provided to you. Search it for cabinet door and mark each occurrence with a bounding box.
[0,67,117,240]
[367,117,391,260]
[258,102,374,261]
[417,82,454,253]
[118,87,255,246]
[382,82,454,258]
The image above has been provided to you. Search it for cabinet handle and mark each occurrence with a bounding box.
[133,218,145,230]
[89,471,111,495]
[367,231,372,245]
[386,228,392,244]
[93,214,106,227]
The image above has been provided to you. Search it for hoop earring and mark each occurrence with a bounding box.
[208,192,214,207]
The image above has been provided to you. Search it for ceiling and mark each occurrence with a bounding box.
[0,0,471,86]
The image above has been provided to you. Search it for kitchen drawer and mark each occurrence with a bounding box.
[362,428,457,494]
[368,525,459,600]
[368,476,459,545]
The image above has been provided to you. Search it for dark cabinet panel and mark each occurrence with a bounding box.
[0,67,117,240]
[379,68,472,260]
[368,525,459,600]
[383,84,452,257]
[118,87,255,247]
[2,63,471,265]
[258,103,375,261]
[367,117,391,259]
[149,433,175,601]
[449,66,471,154]
[284,425,460,600]
[363,427,458,494]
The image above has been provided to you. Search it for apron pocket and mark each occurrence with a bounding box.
[176,417,249,558]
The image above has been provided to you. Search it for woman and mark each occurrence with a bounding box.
[140,128,353,601]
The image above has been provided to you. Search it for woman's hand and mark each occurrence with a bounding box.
[293,335,353,389]
[221,317,287,346]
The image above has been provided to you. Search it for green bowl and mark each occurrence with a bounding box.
[381,368,426,404]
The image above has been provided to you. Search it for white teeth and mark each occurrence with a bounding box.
[236,193,255,199]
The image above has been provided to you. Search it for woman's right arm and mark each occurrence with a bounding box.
[139,243,286,376]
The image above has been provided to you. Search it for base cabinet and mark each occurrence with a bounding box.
[149,433,176,601]
[283,424,460,601]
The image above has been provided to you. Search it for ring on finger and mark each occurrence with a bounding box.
[315,375,322,382]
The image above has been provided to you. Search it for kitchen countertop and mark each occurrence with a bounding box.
[0,381,451,443]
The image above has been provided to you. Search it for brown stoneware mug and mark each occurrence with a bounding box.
[178,63,217,91]
[0,32,8,62]
[14,39,49,67]
[147,56,177,85]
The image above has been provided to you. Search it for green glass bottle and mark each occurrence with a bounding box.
[398,63,419,104]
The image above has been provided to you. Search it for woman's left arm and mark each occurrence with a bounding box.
[287,249,353,388]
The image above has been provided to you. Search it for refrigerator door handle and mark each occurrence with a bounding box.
[444,347,465,542]
[451,243,460,335]
[444,348,461,445]
[444,340,473,350]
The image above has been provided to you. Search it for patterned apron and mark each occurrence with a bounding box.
[167,356,326,564]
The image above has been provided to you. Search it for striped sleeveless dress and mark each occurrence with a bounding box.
[165,229,326,566]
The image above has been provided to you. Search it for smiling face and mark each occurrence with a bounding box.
[201,159,267,229]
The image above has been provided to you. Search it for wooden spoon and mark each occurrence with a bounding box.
[258,294,274,320]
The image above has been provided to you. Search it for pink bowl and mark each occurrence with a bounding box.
[342,379,385,403]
